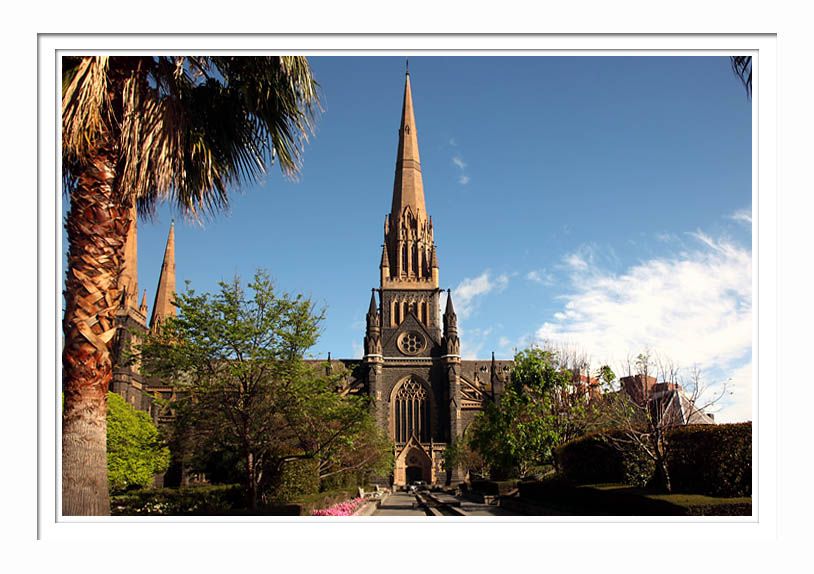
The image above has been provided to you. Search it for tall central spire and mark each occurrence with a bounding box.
[391,71,426,221]
[382,71,437,288]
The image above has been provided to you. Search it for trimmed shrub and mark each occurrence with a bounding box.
[110,484,244,515]
[265,458,320,504]
[515,479,751,516]
[265,488,358,516]
[320,469,361,492]
[554,429,654,487]
[665,423,752,497]
[468,479,518,496]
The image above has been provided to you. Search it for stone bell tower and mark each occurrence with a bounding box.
[363,69,463,487]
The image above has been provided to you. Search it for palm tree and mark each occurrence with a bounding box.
[61,56,319,515]
[730,56,752,98]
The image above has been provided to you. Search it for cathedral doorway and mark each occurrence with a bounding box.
[395,442,433,486]
[405,465,423,484]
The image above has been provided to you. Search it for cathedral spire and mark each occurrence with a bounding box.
[368,289,378,317]
[139,289,148,317]
[118,203,139,310]
[150,220,176,330]
[390,71,426,221]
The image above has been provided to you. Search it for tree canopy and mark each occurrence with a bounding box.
[467,346,595,479]
[137,269,390,509]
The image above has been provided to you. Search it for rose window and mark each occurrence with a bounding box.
[398,331,425,355]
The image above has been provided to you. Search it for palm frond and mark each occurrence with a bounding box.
[730,56,752,99]
[62,56,112,164]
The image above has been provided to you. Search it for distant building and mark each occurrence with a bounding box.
[619,374,715,427]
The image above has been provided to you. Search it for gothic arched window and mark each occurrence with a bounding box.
[394,378,430,443]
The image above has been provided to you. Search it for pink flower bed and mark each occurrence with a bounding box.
[312,497,366,516]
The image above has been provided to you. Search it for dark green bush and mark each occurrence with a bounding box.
[265,458,320,504]
[468,479,518,496]
[320,469,362,492]
[554,429,654,487]
[665,423,752,497]
[110,484,244,515]
[264,487,358,516]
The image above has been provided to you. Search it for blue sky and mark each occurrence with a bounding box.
[62,55,752,422]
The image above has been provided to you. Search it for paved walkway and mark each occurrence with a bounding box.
[430,491,514,517]
[372,492,427,516]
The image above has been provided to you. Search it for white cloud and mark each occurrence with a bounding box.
[535,233,752,422]
[708,360,753,423]
[451,270,509,319]
[526,269,555,286]
[451,153,470,185]
[460,326,493,359]
[728,207,753,226]
[350,340,364,360]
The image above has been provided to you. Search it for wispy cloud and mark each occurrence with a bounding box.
[351,340,364,360]
[727,207,753,226]
[449,270,509,319]
[451,151,470,186]
[535,233,752,422]
[526,269,555,286]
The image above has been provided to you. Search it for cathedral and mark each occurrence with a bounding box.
[109,70,512,488]
[346,71,512,486]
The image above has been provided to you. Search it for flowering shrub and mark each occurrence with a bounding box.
[312,497,366,516]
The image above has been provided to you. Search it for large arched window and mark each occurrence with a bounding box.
[394,378,430,443]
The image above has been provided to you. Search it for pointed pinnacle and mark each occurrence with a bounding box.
[444,289,455,316]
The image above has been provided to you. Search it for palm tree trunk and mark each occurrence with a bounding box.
[62,139,129,516]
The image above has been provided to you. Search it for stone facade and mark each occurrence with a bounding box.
[110,71,514,488]
[353,72,511,487]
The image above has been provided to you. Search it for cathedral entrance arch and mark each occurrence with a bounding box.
[405,465,423,484]
[394,439,432,486]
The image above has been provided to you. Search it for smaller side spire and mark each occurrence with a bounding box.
[444,289,455,317]
[380,244,390,269]
[150,220,176,330]
[368,289,379,318]
[139,290,148,317]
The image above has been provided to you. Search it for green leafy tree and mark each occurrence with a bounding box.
[62,56,319,515]
[137,270,389,510]
[442,434,485,480]
[469,347,586,479]
[106,392,170,493]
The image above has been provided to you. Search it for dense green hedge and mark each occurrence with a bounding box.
[515,479,751,516]
[467,479,519,496]
[666,423,751,497]
[111,485,244,515]
[264,488,359,516]
[320,469,363,492]
[110,484,361,516]
[553,429,654,487]
[265,458,320,504]
[553,423,752,497]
